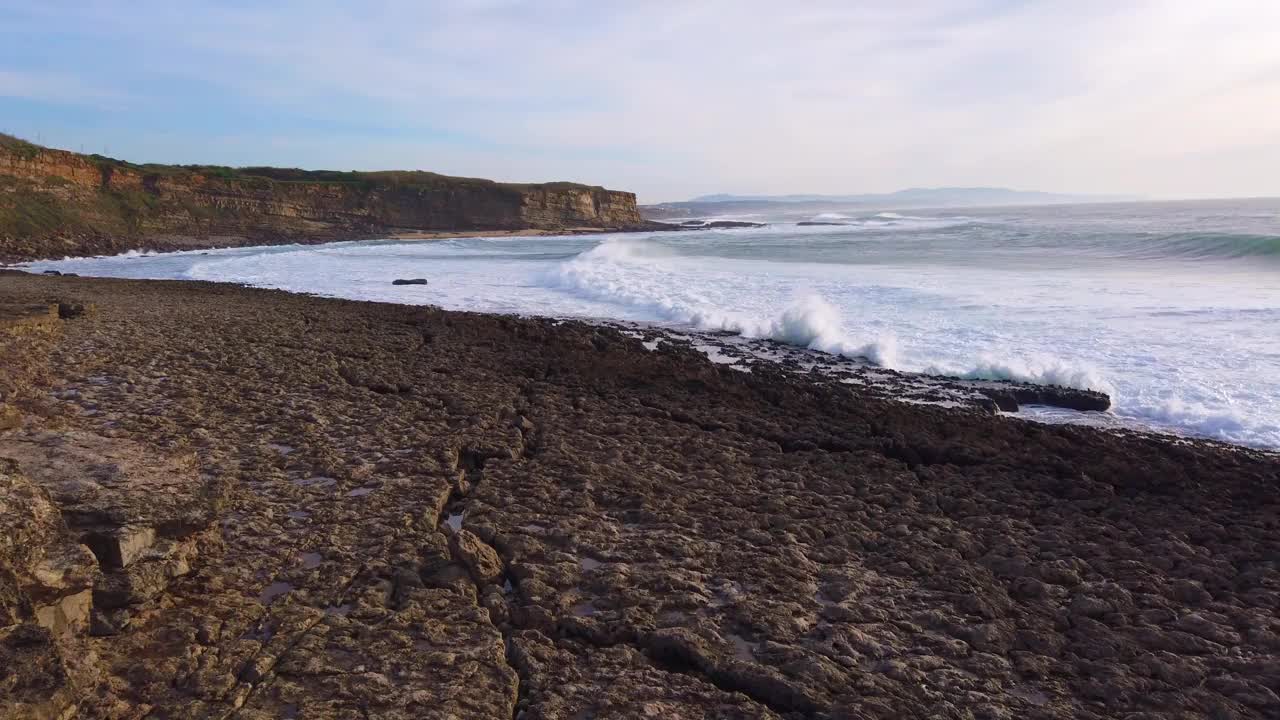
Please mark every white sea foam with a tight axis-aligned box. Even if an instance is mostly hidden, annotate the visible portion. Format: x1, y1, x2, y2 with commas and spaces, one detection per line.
925, 356, 1116, 395
19, 199, 1280, 449
546, 238, 898, 364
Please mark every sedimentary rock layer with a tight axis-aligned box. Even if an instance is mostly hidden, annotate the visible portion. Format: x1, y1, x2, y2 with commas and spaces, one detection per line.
0, 136, 650, 261
0, 271, 1277, 719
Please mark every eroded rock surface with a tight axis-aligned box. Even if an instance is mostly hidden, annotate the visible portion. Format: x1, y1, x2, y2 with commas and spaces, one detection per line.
0, 271, 1276, 719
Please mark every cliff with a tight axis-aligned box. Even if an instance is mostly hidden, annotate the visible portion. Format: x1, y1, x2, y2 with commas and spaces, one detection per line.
0, 135, 650, 261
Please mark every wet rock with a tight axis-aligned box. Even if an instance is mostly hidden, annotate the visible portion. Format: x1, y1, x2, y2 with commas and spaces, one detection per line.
391, 278, 428, 286
679, 220, 766, 229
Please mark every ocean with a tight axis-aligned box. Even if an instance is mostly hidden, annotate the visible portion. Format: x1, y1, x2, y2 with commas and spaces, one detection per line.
22, 198, 1280, 449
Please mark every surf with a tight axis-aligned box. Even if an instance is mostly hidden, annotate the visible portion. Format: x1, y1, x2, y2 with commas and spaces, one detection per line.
18, 198, 1280, 449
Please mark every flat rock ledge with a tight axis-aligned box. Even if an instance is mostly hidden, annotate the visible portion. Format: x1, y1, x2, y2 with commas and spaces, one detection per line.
0, 433, 224, 719
0, 273, 1277, 719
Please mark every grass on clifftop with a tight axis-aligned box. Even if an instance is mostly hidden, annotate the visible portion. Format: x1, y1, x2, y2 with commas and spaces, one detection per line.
0, 133, 44, 161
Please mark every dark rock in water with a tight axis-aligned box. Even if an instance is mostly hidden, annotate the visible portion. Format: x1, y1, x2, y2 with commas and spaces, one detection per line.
42, 270, 62, 276
981, 389, 1022, 412
392, 278, 428, 286
797, 221, 848, 226
1023, 385, 1111, 412
950, 378, 1111, 413
976, 385, 1110, 413
680, 220, 766, 229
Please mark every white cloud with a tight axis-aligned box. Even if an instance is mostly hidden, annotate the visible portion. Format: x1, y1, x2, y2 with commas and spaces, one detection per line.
4, 1, 1278, 201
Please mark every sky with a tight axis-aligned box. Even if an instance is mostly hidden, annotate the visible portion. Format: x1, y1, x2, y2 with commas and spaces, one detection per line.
1, 1, 1278, 203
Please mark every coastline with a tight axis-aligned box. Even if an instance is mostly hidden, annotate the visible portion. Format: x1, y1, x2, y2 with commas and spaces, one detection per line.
14, 234, 1276, 449
387, 226, 639, 241
13, 243, 1265, 446
0, 223, 681, 265
2, 270, 1277, 718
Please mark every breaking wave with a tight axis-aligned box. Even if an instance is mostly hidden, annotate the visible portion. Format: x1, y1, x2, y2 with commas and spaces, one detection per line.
544, 237, 899, 365
544, 237, 1117, 389
925, 356, 1116, 395
20, 197, 1280, 450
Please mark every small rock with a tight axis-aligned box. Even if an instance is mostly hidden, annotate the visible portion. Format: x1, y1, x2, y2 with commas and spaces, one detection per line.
391, 278, 428, 286
57, 302, 93, 319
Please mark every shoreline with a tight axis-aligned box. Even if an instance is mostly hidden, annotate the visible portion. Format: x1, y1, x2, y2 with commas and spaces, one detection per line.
12, 256, 1118, 423
0, 222, 683, 265
387, 226, 639, 241
13, 251, 1272, 452
1, 270, 1278, 718
14, 251, 1258, 451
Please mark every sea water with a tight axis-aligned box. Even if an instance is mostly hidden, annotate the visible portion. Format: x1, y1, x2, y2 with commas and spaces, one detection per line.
22, 198, 1280, 449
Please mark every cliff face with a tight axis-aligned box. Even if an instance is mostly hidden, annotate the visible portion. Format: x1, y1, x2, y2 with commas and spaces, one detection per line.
0, 137, 648, 260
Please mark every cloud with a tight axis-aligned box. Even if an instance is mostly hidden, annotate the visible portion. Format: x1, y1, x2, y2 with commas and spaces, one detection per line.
1, 1, 1277, 201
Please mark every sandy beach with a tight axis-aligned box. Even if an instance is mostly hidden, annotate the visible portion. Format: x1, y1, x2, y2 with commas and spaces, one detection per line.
2, 269, 1277, 719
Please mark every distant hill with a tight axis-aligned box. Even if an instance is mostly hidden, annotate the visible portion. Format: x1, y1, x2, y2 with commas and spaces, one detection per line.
688, 187, 1135, 206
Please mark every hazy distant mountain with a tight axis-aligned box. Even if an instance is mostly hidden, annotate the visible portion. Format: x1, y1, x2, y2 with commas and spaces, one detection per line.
688, 187, 1134, 206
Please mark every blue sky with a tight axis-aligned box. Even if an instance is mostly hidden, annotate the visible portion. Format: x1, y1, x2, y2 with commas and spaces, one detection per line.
2, 1, 1278, 202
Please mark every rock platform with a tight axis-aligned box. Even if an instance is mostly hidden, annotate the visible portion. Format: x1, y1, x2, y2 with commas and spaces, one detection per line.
0, 271, 1277, 719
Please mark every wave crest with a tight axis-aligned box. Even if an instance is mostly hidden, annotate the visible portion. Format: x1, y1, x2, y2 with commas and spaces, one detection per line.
926, 356, 1116, 395
547, 238, 898, 365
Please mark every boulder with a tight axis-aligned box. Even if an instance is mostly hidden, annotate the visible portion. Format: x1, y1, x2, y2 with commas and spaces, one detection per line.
392, 278, 429, 286
449, 529, 504, 585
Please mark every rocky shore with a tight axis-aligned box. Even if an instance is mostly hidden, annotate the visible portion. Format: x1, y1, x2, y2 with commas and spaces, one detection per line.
2, 271, 1278, 719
